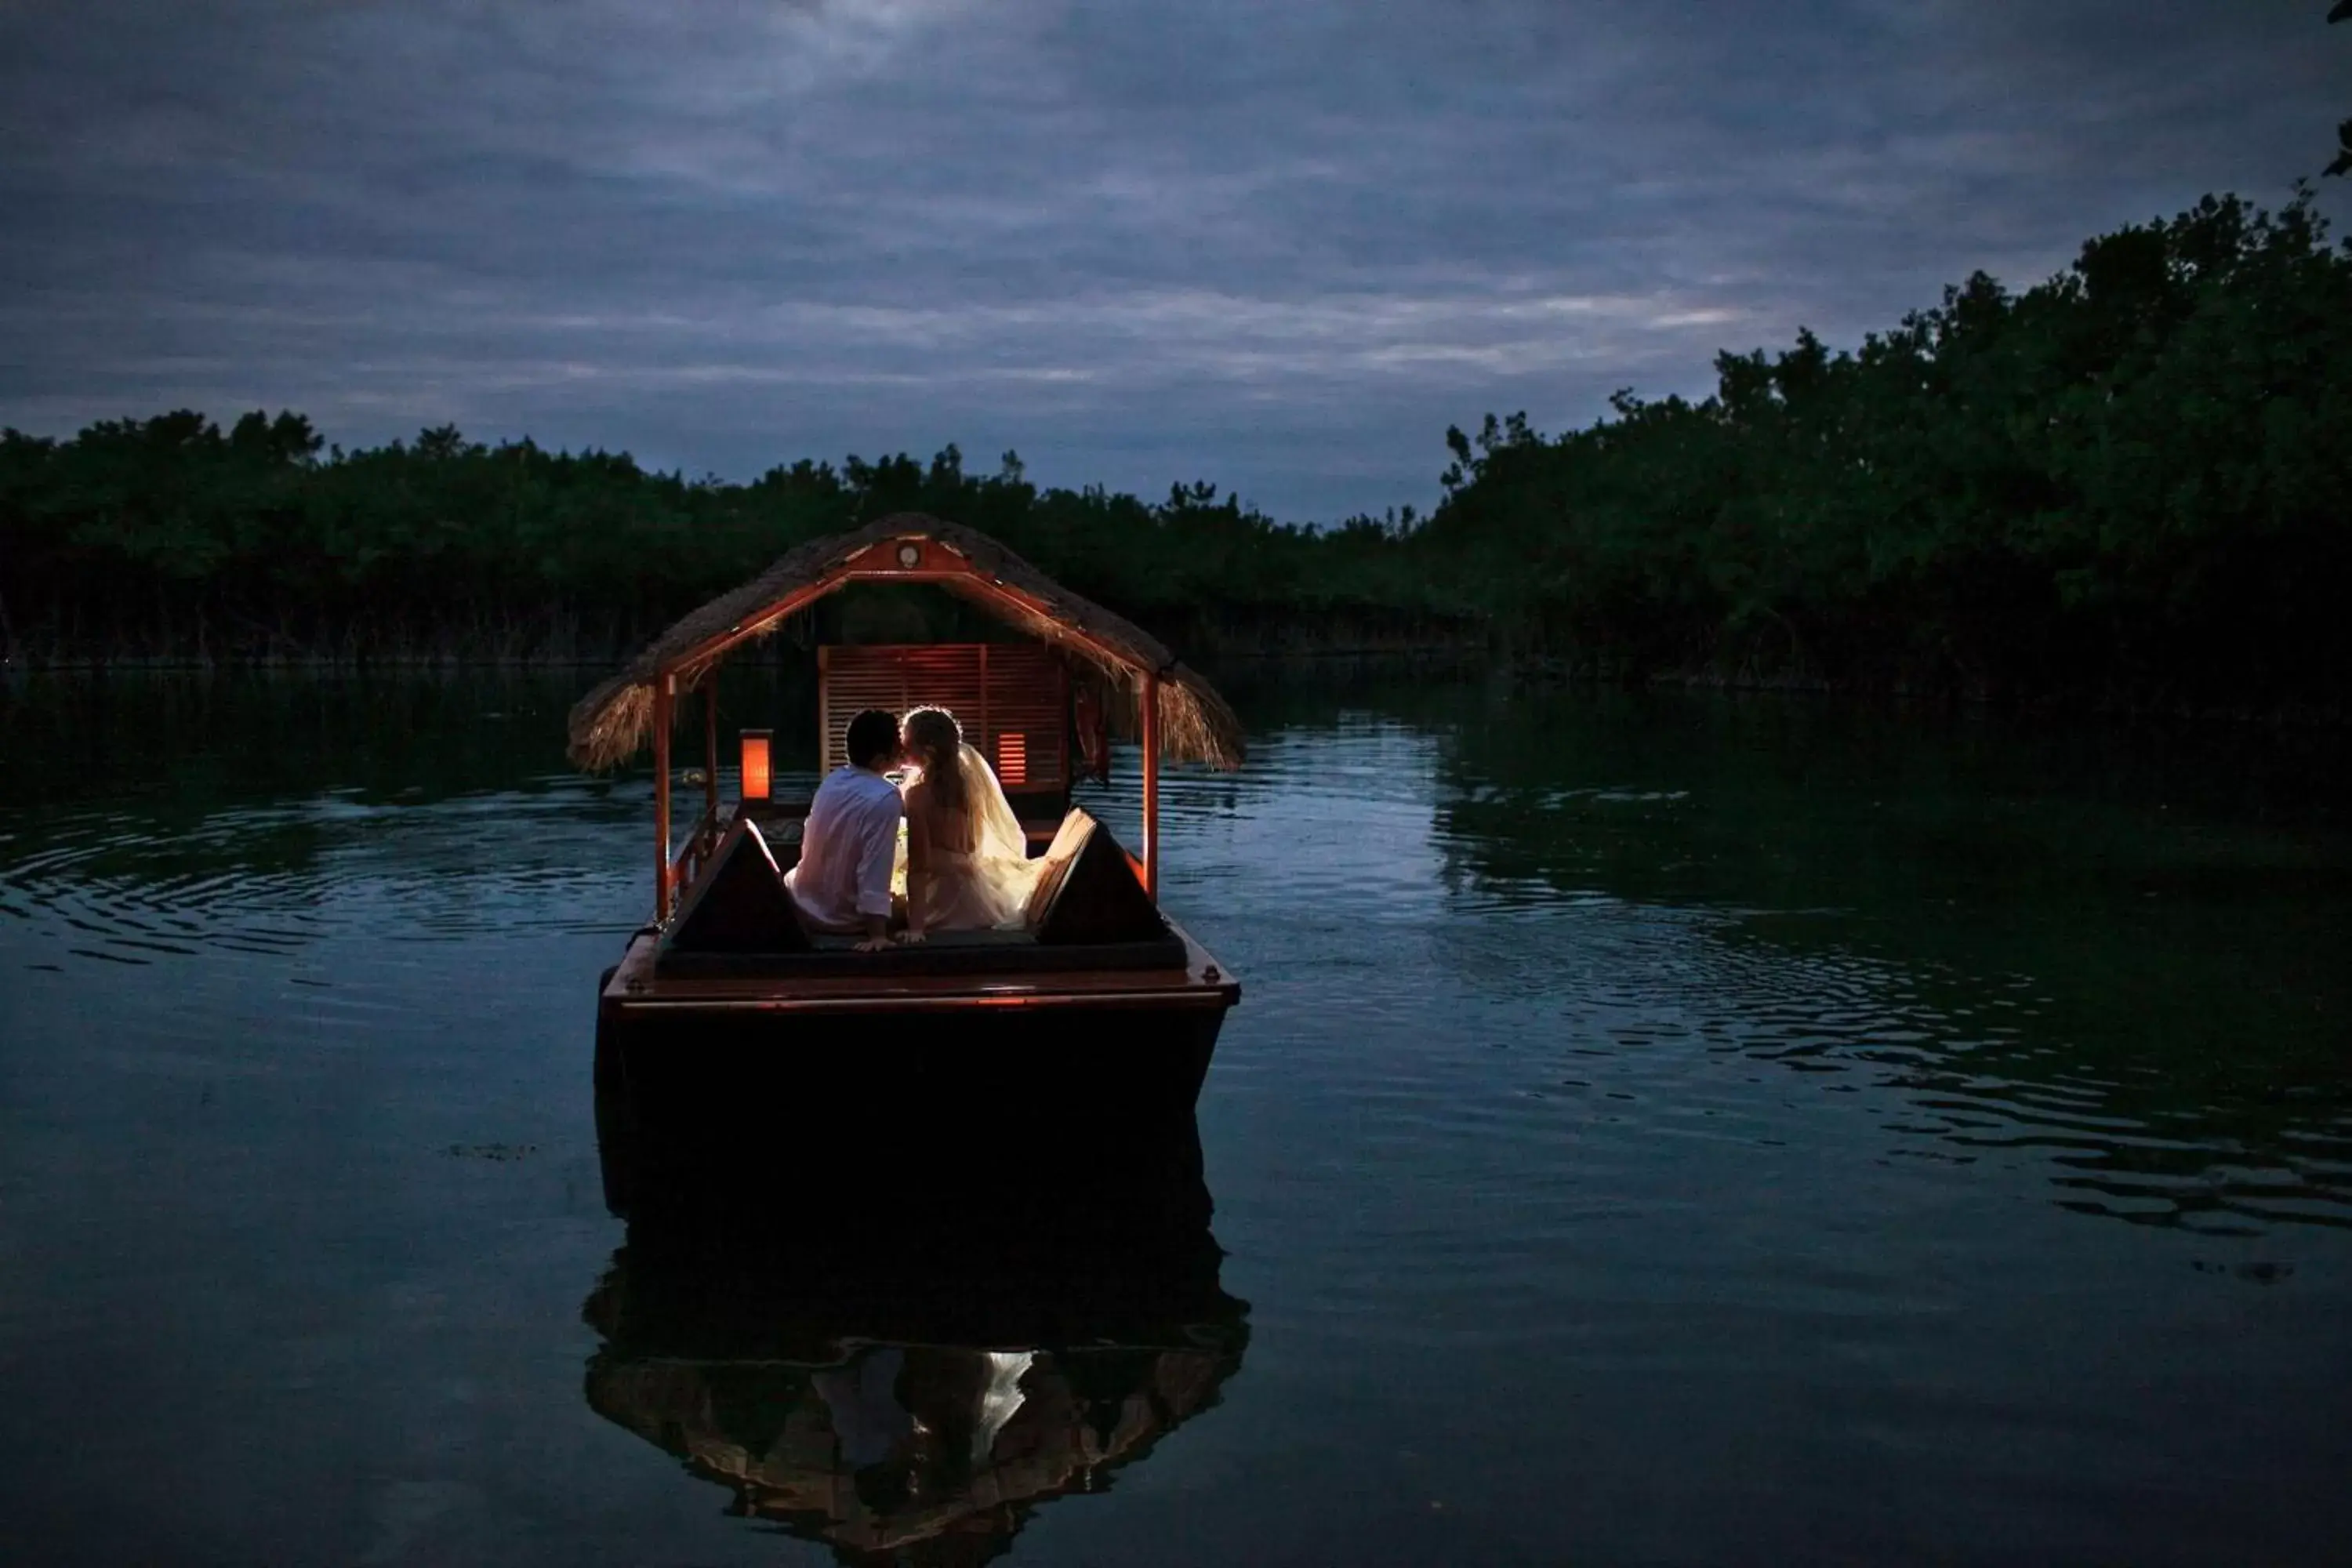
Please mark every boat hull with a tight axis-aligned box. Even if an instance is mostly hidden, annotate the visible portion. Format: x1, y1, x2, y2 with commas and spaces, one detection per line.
592, 922, 1237, 1220
601, 991, 1226, 1123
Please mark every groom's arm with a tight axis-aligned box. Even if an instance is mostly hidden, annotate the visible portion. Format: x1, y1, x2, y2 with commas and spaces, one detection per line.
850, 793, 900, 952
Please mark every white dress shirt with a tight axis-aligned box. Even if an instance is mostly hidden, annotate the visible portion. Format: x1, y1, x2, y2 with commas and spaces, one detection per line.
785, 765, 903, 931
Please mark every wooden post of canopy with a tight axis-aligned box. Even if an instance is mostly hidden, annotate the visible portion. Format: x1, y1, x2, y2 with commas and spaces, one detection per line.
1141, 671, 1160, 902
652, 673, 673, 923
702, 678, 719, 825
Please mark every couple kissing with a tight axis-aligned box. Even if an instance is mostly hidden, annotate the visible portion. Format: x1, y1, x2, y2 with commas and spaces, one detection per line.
782, 706, 1040, 953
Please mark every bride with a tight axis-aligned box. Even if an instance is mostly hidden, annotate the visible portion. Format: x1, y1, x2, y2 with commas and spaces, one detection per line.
895, 706, 1044, 939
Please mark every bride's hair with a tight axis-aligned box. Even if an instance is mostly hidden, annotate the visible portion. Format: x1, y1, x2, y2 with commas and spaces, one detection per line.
901, 706, 967, 814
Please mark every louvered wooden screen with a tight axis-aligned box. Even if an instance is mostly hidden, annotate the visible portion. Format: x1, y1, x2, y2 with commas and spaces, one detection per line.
818, 644, 1069, 794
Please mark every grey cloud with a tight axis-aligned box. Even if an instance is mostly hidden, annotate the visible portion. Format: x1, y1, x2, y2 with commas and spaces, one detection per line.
2, 0, 2343, 520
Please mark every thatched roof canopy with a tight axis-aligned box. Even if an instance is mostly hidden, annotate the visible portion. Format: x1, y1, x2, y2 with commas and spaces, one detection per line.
566, 513, 1245, 772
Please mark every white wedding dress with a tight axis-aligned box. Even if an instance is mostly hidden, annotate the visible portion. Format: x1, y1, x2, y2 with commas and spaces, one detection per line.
908, 743, 1044, 931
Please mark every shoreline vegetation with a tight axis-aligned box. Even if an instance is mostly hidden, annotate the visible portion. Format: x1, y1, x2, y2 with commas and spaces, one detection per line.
2, 191, 2347, 720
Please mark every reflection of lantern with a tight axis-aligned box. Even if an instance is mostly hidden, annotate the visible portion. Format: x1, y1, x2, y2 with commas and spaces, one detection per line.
739, 730, 772, 802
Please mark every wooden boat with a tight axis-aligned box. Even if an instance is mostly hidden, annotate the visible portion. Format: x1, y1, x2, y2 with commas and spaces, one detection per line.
572, 514, 1243, 1138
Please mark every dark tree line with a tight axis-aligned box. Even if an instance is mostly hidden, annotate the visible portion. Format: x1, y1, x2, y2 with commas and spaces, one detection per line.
3, 190, 2347, 714
1419, 191, 2352, 712
0, 416, 1446, 666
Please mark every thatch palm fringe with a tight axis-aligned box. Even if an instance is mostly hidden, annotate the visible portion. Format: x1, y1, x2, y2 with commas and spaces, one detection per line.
564, 514, 1245, 772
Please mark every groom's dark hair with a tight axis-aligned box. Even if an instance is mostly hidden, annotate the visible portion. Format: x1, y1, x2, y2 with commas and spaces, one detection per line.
845, 709, 900, 768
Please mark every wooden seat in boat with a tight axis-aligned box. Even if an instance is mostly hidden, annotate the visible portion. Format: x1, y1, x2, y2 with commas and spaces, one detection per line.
656, 808, 1179, 976
663, 818, 811, 955
1023, 808, 1168, 946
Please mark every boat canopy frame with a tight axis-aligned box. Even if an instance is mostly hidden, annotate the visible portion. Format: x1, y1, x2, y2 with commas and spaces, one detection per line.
564, 514, 1245, 922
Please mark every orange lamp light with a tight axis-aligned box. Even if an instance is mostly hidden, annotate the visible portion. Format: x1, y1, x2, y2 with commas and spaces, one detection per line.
739, 729, 772, 802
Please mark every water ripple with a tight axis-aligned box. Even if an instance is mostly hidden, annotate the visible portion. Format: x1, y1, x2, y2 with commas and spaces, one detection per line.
3, 706, 2346, 1242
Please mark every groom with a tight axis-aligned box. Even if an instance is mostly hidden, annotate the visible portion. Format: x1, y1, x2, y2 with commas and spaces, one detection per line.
783, 708, 904, 953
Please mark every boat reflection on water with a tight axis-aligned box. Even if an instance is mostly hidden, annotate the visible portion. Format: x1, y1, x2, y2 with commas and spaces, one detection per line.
584, 1107, 1248, 1565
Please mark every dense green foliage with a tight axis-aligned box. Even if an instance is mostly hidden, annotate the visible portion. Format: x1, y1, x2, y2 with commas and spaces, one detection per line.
0, 417, 1443, 664
1421, 191, 2352, 710
2, 191, 2347, 711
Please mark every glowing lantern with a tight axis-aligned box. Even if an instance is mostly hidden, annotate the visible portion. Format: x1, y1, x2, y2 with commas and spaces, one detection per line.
739, 729, 772, 802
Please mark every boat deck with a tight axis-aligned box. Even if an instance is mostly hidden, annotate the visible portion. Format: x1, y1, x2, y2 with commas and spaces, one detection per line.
601, 919, 1238, 1017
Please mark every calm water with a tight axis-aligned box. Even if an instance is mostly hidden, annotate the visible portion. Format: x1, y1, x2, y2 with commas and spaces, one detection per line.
2, 671, 2348, 1566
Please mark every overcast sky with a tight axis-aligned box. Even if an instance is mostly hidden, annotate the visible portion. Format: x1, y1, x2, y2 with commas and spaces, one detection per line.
1, 0, 2343, 521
